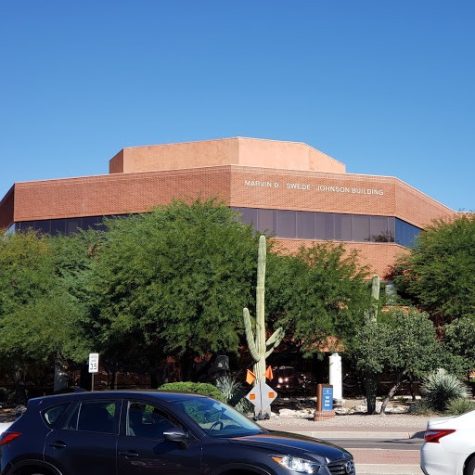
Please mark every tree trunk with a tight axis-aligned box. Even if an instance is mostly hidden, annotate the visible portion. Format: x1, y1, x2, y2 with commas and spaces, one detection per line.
14, 366, 27, 405
365, 372, 378, 414
54, 354, 69, 393
111, 369, 118, 390
380, 377, 402, 415
409, 375, 416, 401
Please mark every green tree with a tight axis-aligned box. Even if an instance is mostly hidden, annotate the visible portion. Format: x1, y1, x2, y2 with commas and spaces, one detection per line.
88, 200, 260, 379
0, 231, 53, 315
0, 231, 91, 398
444, 316, 475, 376
0, 291, 89, 364
267, 243, 369, 356
349, 318, 390, 414
51, 229, 104, 302
351, 309, 441, 414
392, 214, 475, 322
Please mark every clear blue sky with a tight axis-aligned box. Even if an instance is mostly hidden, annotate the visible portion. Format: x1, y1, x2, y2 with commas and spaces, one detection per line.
1, 0, 473, 211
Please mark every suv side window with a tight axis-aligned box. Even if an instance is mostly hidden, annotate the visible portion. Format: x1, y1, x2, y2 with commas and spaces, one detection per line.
42, 403, 70, 427
62, 402, 80, 430
126, 401, 180, 439
71, 400, 119, 434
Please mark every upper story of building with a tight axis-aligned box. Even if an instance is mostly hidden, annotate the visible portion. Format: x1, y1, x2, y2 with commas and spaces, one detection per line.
108, 137, 347, 175
0, 137, 455, 276
0, 137, 452, 226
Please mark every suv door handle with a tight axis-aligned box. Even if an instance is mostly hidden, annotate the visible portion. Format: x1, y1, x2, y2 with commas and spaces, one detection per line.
50, 441, 67, 449
119, 450, 139, 458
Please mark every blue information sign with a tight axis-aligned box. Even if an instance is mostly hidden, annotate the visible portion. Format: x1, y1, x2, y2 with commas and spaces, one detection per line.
322, 386, 333, 412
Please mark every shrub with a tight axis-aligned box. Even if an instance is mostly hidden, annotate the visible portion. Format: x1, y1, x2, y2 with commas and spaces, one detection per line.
408, 399, 434, 416
159, 382, 226, 402
215, 376, 242, 405
215, 375, 253, 414
422, 369, 468, 412
445, 398, 475, 416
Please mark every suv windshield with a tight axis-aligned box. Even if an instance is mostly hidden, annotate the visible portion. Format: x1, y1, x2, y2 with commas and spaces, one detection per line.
175, 398, 263, 438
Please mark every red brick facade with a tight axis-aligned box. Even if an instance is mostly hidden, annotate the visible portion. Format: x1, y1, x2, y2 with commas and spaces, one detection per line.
0, 138, 454, 276
0, 187, 14, 230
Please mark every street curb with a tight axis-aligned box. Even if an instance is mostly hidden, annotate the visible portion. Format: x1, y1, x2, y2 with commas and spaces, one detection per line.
356, 464, 423, 474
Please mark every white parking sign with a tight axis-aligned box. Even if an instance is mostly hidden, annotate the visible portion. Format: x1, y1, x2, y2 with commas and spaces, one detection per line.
88, 353, 99, 373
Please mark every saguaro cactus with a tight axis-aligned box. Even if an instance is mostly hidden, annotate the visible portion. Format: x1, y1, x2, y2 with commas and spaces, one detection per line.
366, 275, 381, 322
243, 235, 284, 384
364, 274, 381, 414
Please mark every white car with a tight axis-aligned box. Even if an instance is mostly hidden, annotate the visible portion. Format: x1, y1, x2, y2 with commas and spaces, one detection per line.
0, 422, 12, 434
421, 410, 475, 475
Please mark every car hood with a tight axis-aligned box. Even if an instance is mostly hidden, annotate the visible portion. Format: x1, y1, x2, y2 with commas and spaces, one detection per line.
229, 431, 351, 462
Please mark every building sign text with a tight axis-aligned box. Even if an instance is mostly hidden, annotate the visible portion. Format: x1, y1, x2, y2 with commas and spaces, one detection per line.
244, 179, 384, 196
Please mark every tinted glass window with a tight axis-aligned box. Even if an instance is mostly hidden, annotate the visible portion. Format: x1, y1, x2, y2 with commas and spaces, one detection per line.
276, 367, 294, 377
15, 220, 46, 233
315, 213, 334, 240
335, 214, 352, 241
395, 218, 421, 247
50, 219, 66, 235
233, 207, 257, 227
77, 401, 118, 434
81, 216, 105, 231
42, 403, 69, 427
15, 216, 112, 236
276, 210, 296, 238
177, 398, 261, 438
12, 208, 421, 249
257, 209, 274, 234
65, 218, 82, 234
126, 402, 180, 438
388, 217, 396, 242
296, 212, 314, 239
24, 220, 51, 234
352, 215, 370, 242
62, 403, 80, 430
370, 216, 393, 242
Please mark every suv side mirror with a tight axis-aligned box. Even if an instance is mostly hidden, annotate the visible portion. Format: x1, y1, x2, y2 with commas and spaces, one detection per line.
163, 429, 189, 447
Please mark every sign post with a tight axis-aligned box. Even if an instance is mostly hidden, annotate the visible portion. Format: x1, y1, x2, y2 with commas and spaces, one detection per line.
314, 384, 335, 421
88, 353, 99, 392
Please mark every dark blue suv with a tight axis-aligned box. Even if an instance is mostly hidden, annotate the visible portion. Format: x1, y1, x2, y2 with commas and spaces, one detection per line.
0, 390, 355, 475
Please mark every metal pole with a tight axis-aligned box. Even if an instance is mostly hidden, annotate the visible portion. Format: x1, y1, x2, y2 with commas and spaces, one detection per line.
91, 373, 95, 392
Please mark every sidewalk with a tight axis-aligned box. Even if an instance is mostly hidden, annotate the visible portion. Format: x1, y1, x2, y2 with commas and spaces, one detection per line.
259, 413, 428, 475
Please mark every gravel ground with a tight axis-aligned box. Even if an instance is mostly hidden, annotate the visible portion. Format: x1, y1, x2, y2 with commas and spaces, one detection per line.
263, 396, 435, 433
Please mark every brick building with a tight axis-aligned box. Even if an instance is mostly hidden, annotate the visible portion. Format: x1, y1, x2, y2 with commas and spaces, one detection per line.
0, 137, 454, 276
